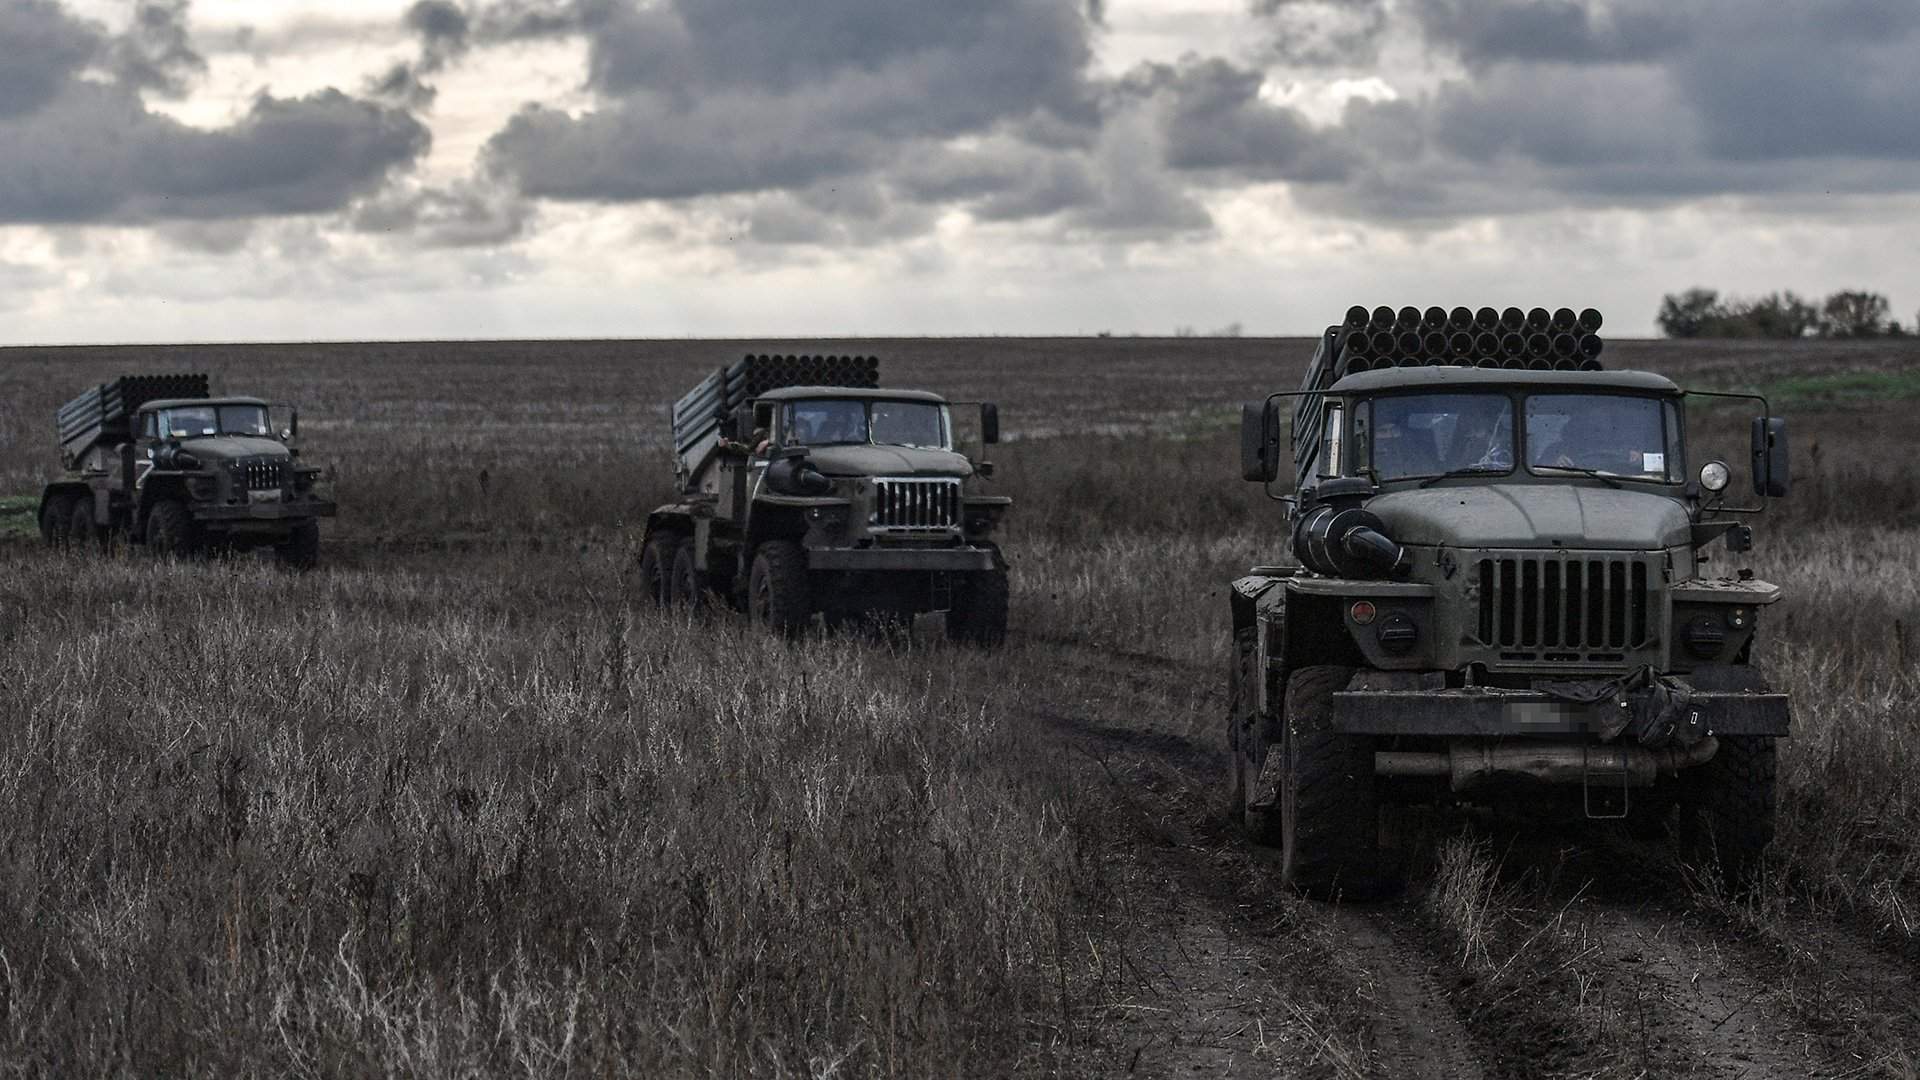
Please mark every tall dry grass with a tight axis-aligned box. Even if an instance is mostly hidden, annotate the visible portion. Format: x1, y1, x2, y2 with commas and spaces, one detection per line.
0, 544, 1100, 1075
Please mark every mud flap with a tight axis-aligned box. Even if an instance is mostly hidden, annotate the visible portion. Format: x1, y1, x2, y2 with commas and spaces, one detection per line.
1583, 752, 1631, 819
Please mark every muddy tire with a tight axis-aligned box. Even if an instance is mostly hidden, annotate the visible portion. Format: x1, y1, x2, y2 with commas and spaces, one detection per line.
669, 542, 706, 608
1681, 735, 1776, 889
638, 533, 681, 608
40, 493, 77, 546
145, 499, 198, 559
946, 567, 1008, 646
1229, 628, 1282, 842
276, 520, 321, 570
68, 498, 98, 550
749, 540, 811, 636
1280, 664, 1382, 899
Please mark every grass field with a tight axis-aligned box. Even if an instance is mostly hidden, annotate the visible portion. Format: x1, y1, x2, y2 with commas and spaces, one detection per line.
1, 335, 1918, 1076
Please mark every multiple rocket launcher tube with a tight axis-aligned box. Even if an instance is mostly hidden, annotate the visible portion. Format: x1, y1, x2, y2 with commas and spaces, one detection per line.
1338, 304, 1605, 373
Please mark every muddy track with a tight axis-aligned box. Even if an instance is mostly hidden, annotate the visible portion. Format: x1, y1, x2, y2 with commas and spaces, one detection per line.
1031, 644, 1494, 1079
1023, 636, 1890, 1078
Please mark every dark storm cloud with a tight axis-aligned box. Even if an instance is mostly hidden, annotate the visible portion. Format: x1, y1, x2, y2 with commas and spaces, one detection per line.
0, 84, 428, 223
111, 0, 208, 97
1132, 58, 1354, 181
1250, 0, 1387, 67
350, 178, 532, 247
0, 0, 430, 226
1285, 0, 1920, 221
1407, 0, 1685, 67
0, 0, 98, 118
484, 0, 1097, 205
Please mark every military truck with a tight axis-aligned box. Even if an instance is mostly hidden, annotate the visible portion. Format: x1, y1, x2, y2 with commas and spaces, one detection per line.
39, 374, 335, 567
642, 354, 1011, 641
1230, 305, 1791, 896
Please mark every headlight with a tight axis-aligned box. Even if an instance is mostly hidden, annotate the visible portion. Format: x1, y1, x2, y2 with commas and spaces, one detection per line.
1377, 613, 1418, 654
1699, 460, 1730, 492
1683, 615, 1727, 658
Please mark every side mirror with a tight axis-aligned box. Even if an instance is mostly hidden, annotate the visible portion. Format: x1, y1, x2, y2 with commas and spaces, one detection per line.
980, 402, 1000, 445
1750, 417, 1789, 497
1240, 400, 1282, 483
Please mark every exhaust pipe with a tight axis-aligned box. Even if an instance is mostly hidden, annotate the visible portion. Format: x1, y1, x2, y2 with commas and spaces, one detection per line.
1375, 737, 1720, 791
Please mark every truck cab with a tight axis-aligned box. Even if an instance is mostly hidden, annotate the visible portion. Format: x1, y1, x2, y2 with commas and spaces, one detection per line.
40, 375, 335, 567
1230, 312, 1791, 897
644, 356, 1011, 642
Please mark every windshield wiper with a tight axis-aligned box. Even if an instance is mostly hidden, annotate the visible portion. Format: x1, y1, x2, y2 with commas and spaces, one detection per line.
1410, 465, 1507, 488
1531, 464, 1634, 489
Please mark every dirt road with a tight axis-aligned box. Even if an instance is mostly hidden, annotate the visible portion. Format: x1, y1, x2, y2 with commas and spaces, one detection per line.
1025, 636, 1913, 1078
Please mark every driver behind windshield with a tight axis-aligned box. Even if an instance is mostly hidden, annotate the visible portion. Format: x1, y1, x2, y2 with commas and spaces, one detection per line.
789, 401, 867, 445
163, 406, 218, 438
1528, 396, 1668, 478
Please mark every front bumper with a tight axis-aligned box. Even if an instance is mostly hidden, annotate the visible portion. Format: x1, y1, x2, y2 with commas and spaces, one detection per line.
1328, 687, 1790, 738
194, 498, 337, 523
808, 546, 998, 572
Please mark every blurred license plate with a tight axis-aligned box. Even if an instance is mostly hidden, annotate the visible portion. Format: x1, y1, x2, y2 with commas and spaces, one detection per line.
1503, 701, 1582, 732
250, 490, 282, 503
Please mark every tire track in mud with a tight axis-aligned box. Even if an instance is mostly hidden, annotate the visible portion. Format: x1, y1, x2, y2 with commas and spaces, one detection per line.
1020, 636, 1887, 1077
1569, 904, 1811, 1078
1328, 909, 1489, 1080
1029, 641, 1493, 1079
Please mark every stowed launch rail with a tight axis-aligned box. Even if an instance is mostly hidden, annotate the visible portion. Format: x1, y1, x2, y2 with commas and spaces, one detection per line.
1291, 306, 1608, 493
671, 354, 881, 490
57, 373, 208, 467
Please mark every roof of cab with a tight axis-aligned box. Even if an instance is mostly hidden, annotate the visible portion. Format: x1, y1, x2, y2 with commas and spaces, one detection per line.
755, 386, 948, 403
140, 396, 270, 410
1328, 366, 1680, 395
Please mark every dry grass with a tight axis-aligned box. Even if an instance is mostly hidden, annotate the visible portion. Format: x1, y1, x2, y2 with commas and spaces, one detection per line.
2, 334, 1918, 1072
0, 545, 1100, 1076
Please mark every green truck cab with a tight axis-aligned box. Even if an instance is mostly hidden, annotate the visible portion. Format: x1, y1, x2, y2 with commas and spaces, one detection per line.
1230, 306, 1790, 896
642, 355, 1011, 642
39, 375, 335, 566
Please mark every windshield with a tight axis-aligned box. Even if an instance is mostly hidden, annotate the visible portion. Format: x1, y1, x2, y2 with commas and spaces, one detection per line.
158, 404, 272, 439
1364, 393, 1514, 481
786, 399, 950, 450
1526, 394, 1678, 480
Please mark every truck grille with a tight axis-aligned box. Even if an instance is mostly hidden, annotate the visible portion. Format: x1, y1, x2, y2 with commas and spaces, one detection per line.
242, 461, 285, 491
1474, 555, 1655, 655
873, 478, 960, 532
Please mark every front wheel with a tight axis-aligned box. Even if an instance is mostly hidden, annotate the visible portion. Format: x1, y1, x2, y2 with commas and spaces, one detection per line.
145, 499, 199, 559
276, 520, 321, 570
1680, 735, 1777, 889
749, 541, 811, 636
946, 568, 1008, 646
1280, 664, 1382, 899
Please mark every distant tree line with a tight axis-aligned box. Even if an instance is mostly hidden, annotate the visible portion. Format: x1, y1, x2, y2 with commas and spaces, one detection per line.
1657, 288, 1908, 339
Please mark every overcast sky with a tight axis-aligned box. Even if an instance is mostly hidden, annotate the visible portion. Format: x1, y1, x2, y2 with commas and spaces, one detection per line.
3, 0, 1917, 343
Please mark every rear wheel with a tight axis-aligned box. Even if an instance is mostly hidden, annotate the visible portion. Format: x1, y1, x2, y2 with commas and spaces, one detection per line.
145, 499, 198, 559
1280, 664, 1382, 899
1229, 628, 1281, 842
68, 498, 97, 549
749, 541, 811, 636
946, 567, 1008, 646
1681, 735, 1776, 889
40, 493, 78, 546
669, 542, 707, 607
638, 533, 682, 608
276, 520, 321, 569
